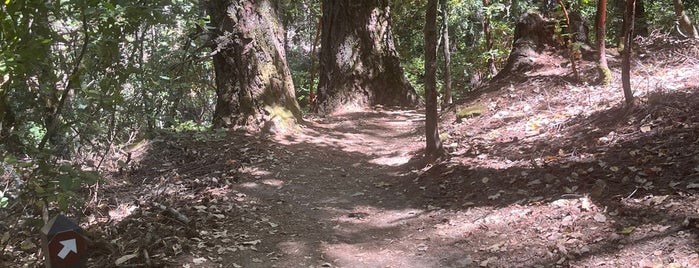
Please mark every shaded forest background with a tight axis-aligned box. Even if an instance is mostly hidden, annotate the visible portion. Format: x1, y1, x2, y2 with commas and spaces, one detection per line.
1, 0, 698, 241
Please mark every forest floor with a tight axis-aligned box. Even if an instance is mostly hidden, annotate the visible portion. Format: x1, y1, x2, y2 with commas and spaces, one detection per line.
3, 37, 699, 267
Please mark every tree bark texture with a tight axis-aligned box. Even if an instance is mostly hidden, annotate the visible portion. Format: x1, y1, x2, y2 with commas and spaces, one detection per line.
622, 0, 636, 106
440, 0, 453, 106
315, 0, 420, 114
492, 13, 559, 81
208, 0, 302, 130
673, 0, 699, 39
425, 0, 443, 159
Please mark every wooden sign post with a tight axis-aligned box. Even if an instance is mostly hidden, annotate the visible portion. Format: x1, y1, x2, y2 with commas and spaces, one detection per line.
41, 214, 88, 268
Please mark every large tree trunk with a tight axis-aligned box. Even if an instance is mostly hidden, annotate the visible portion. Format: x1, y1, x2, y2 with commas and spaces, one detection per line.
208, 0, 302, 131
315, 0, 420, 114
492, 13, 559, 81
425, 0, 443, 160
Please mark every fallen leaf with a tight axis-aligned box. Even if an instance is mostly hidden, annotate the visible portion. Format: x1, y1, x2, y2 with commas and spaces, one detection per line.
374, 181, 391, 188
649, 195, 668, 205
488, 192, 501, 200
242, 239, 261, 246
687, 183, 699, 189
115, 254, 138, 265
417, 243, 428, 251
481, 177, 490, 184
593, 213, 607, 222
527, 179, 541, 186
19, 239, 34, 251
580, 197, 594, 211
192, 257, 207, 264
640, 125, 652, 133
621, 226, 636, 234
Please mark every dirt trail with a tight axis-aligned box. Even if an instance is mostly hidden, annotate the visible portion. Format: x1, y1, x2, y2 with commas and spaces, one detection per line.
92, 87, 699, 268
220, 108, 443, 267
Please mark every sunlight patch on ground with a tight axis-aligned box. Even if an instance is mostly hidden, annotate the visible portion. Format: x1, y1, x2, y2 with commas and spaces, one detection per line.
238, 166, 271, 177
369, 154, 411, 166
322, 243, 438, 268
202, 185, 232, 197
107, 203, 139, 222
239, 182, 260, 188
327, 206, 425, 229
260, 179, 284, 187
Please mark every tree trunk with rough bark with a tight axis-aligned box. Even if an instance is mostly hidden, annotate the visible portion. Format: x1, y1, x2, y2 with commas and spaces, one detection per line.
622, 0, 636, 106
596, 0, 611, 85
492, 13, 559, 80
425, 0, 443, 160
208, 0, 302, 132
314, 0, 420, 114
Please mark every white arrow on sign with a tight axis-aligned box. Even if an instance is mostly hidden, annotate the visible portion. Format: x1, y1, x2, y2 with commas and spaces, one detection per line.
57, 239, 77, 259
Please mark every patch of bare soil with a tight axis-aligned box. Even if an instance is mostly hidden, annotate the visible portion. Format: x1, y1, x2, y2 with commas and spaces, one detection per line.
2, 37, 699, 268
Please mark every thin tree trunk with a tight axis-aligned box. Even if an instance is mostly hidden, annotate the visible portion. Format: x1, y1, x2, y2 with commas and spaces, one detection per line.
425, 0, 443, 160
440, 0, 452, 106
596, 0, 611, 85
622, 0, 636, 106
39, 15, 90, 151
482, 0, 498, 76
307, 18, 321, 109
556, 0, 580, 82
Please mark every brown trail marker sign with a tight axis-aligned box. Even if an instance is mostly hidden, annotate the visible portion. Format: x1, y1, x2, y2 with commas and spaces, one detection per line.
41, 214, 88, 268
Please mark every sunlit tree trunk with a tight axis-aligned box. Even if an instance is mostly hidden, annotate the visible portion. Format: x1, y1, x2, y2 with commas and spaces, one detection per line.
315, 0, 420, 114
208, 0, 302, 130
596, 0, 611, 85
440, 0, 452, 107
621, 0, 636, 106
425, 0, 443, 160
